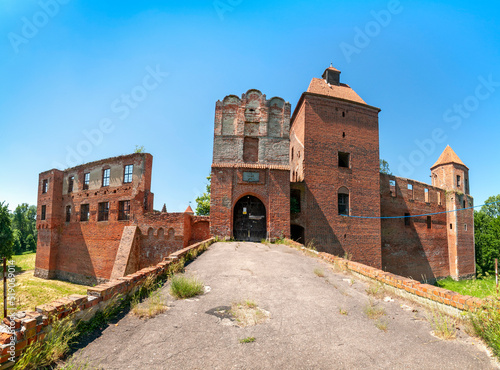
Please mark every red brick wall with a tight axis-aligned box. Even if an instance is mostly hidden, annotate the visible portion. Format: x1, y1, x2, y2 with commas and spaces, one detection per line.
380, 174, 450, 281
294, 94, 382, 268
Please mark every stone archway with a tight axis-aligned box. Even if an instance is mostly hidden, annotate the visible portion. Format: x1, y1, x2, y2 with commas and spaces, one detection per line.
233, 195, 267, 241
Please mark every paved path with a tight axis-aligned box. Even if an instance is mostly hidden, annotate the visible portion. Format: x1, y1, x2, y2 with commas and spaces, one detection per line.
72, 242, 497, 369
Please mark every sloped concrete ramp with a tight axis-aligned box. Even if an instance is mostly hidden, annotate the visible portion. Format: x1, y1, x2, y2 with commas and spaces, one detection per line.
72, 242, 497, 369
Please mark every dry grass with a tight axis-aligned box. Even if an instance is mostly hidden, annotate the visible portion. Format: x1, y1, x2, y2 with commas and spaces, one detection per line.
131, 291, 168, 319
230, 300, 270, 327
364, 299, 386, 320
428, 307, 456, 340
375, 319, 389, 332
366, 282, 387, 299
314, 268, 325, 277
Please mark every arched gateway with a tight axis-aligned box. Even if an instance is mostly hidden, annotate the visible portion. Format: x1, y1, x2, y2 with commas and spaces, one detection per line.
233, 195, 267, 241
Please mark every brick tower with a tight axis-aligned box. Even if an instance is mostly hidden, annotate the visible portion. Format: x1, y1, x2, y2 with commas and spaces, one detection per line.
431, 145, 475, 279
289, 66, 382, 268
210, 89, 291, 241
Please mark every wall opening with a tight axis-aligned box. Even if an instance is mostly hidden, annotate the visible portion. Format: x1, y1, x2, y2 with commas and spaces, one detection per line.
291, 224, 305, 244
338, 187, 349, 215
291, 189, 301, 214
233, 195, 266, 242
338, 152, 350, 168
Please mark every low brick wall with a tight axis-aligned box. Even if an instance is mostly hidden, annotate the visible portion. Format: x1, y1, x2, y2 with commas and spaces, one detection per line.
285, 240, 484, 314
0, 238, 215, 368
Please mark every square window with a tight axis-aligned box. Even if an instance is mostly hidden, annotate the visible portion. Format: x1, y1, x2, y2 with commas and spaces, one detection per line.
41, 205, 46, 220
66, 205, 71, 222
83, 173, 90, 190
118, 200, 130, 220
68, 176, 74, 193
42, 179, 48, 193
80, 204, 90, 222
102, 169, 110, 187
124, 165, 133, 183
338, 152, 350, 168
98, 202, 109, 221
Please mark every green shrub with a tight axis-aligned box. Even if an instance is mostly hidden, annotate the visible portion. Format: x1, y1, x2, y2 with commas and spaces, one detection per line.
170, 275, 204, 299
470, 299, 500, 357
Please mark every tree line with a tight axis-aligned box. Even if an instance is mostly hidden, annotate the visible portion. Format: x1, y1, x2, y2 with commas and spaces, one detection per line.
475, 194, 500, 275
0, 202, 37, 258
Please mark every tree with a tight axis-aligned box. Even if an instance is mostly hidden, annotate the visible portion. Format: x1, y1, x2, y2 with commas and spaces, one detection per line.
195, 175, 211, 216
474, 210, 500, 274
380, 159, 392, 175
0, 202, 14, 259
11, 203, 37, 253
481, 195, 500, 218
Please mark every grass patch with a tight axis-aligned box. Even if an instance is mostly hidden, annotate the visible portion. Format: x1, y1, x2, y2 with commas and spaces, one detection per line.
1, 270, 87, 313
428, 307, 456, 340
366, 282, 386, 299
364, 299, 385, 320
169, 275, 204, 299
338, 308, 348, 315
230, 300, 270, 327
436, 276, 496, 299
2, 252, 37, 273
131, 290, 168, 319
14, 317, 78, 370
239, 336, 256, 344
470, 299, 500, 356
375, 319, 388, 332
314, 268, 325, 277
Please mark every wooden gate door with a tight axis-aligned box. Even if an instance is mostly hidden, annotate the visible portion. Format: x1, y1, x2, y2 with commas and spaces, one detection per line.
233, 196, 267, 241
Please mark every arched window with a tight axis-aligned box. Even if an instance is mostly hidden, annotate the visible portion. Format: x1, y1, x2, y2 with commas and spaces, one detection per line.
338, 187, 349, 216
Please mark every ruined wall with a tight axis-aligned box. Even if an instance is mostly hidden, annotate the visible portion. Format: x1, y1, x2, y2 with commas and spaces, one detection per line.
295, 93, 382, 268
380, 174, 450, 281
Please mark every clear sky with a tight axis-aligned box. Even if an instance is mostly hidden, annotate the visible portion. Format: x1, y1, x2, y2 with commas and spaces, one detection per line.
1, 0, 499, 212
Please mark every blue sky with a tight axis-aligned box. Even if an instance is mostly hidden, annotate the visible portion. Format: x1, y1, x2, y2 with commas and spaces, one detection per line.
1, 0, 499, 212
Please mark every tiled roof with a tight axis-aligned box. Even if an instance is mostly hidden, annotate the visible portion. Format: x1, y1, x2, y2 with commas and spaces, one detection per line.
184, 205, 194, 214
326, 66, 341, 73
306, 78, 366, 104
431, 145, 468, 169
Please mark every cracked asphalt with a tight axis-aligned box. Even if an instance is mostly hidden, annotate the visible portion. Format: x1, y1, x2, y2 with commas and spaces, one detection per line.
70, 242, 498, 369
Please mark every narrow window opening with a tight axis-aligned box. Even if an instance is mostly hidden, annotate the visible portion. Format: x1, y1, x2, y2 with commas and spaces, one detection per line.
390, 180, 396, 197
124, 165, 133, 183
404, 213, 410, 226
450, 223, 453, 230
424, 188, 429, 203
66, 205, 71, 222
338, 187, 349, 216
98, 202, 109, 221
342, 132, 345, 138
463, 200, 466, 209
427, 216, 431, 229
291, 147, 294, 160
83, 172, 90, 190
457, 175, 461, 188
42, 179, 48, 194
102, 169, 110, 187
464, 224, 468, 231
41, 205, 46, 221
338, 152, 350, 168
407, 183, 413, 199
68, 176, 74, 193
342, 111, 345, 117
80, 204, 90, 222
437, 192, 442, 205
118, 200, 131, 220
291, 189, 301, 214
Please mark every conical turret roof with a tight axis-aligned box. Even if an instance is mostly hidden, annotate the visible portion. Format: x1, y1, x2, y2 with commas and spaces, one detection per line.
431, 145, 468, 169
